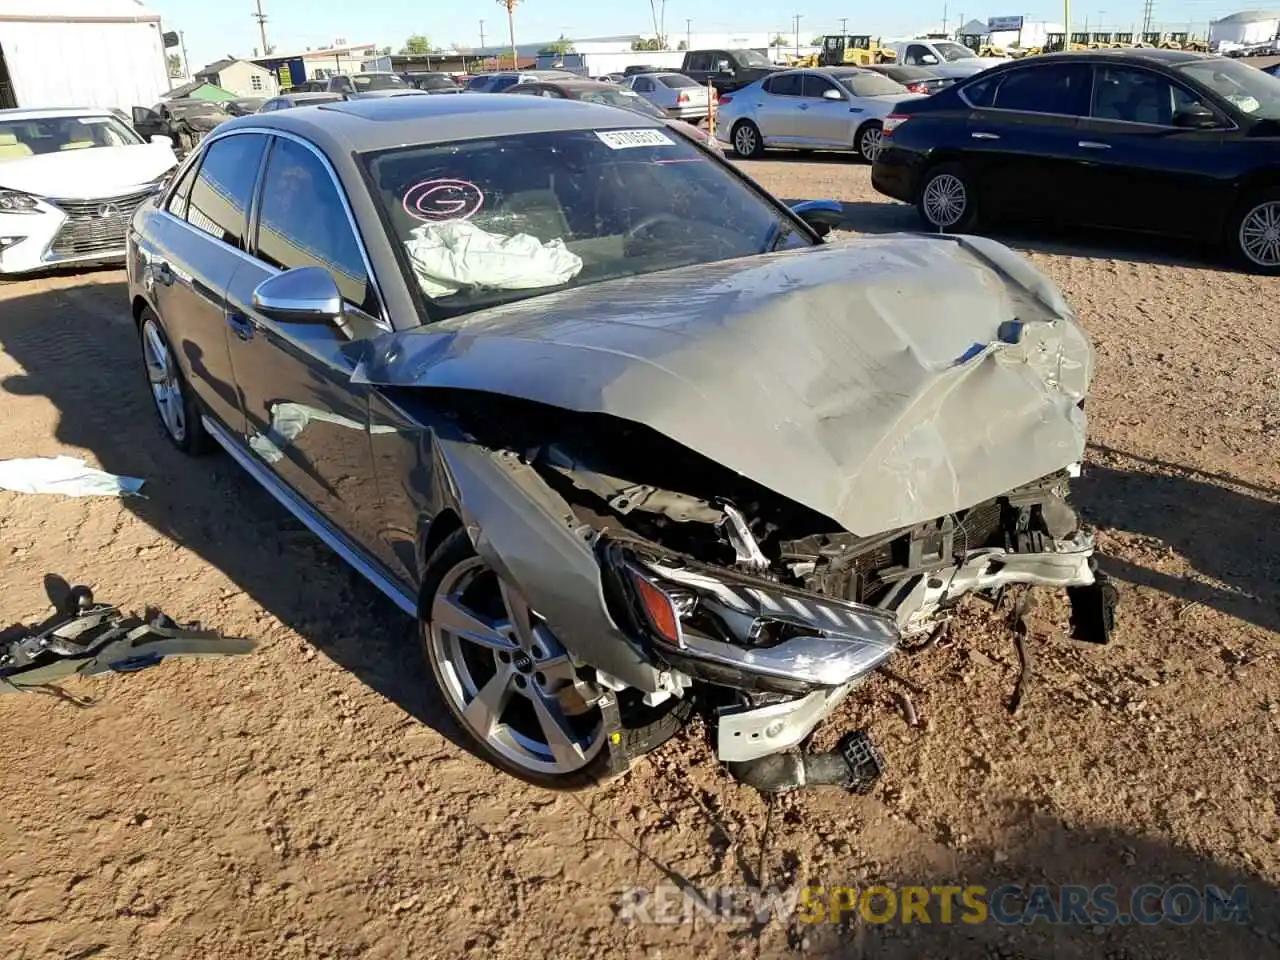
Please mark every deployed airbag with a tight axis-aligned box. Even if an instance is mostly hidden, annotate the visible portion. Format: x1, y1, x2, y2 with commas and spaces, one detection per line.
403, 220, 583, 298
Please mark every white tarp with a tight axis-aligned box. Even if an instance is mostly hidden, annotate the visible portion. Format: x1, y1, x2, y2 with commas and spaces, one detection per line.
0, 1, 169, 110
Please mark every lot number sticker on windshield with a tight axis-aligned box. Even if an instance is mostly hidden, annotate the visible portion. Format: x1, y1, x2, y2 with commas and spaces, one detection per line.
596, 129, 675, 150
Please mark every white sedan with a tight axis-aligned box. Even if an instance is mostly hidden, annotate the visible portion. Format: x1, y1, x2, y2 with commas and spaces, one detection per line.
0, 107, 177, 275
715, 67, 923, 162
625, 72, 714, 121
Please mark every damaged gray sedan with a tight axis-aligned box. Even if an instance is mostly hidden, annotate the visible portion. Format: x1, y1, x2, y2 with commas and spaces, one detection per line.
126, 94, 1115, 791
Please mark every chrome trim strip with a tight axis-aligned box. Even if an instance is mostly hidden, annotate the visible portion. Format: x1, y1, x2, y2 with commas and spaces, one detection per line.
198, 126, 391, 329
201, 415, 418, 617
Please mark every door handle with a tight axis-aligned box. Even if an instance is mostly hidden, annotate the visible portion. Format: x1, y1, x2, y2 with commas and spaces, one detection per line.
1078, 140, 1111, 150
226, 312, 254, 342
798, 103, 809, 110
970, 131, 1000, 140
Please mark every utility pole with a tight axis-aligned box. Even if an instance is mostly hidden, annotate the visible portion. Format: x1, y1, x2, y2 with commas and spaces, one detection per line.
252, 0, 269, 57
180, 30, 191, 78
942, 1, 949, 33
840, 17, 848, 34
793, 13, 802, 56
686, 18, 692, 50
1140, 0, 1153, 36
479, 19, 486, 48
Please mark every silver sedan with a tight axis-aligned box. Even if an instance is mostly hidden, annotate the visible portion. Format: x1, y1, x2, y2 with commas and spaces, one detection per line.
715, 67, 922, 162
625, 71, 714, 121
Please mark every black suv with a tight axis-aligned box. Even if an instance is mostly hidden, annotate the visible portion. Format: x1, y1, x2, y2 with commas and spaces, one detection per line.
872, 50, 1280, 273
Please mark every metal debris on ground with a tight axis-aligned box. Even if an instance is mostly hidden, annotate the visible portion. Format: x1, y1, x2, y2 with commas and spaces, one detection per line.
1, 584, 254, 703
1007, 590, 1036, 715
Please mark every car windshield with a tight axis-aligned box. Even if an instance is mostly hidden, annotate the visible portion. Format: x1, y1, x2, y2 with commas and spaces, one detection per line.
363, 128, 810, 320
354, 74, 408, 90
0, 114, 142, 156
935, 41, 978, 61
420, 75, 457, 88
1174, 57, 1280, 118
734, 49, 772, 67
839, 72, 910, 97
578, 88, 664, 116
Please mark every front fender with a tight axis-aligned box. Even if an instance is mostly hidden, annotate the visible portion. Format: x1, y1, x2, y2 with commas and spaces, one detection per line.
431, 434, 665, 694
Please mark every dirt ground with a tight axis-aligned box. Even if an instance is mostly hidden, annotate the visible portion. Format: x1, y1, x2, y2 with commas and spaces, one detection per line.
1, 161, 1277, 960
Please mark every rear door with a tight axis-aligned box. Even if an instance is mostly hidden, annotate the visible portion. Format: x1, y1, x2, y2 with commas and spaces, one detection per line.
222, 133, 386, 547
757, 73, 805, 141
960, 61, 1092, 222
143, 132, 269, 433
1076, 63, 1230, 238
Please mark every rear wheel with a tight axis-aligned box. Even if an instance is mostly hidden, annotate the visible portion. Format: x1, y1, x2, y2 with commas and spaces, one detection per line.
731, 120, 764, 159
138, 310, 209, 455
1228, 189, 1280, 275
855, 121, 883, 163
916, 162, 978, 232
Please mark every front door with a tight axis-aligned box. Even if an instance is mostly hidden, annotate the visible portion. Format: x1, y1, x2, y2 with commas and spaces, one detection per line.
756, 72, 805, 142
143, 132, 269, 433
1075, 63, 1230, 238
962, 61, 1093, 223
223, 134, 386, 547
798, 73, 856, 147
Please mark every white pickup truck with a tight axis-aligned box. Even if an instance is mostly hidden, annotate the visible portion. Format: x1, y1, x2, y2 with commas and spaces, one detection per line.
882, 39, 1009, 79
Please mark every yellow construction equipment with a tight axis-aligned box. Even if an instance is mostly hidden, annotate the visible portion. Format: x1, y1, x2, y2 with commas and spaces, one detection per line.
817, 35, 897, 67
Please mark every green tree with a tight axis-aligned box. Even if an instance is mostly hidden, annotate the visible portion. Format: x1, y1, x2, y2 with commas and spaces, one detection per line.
630, 37, 665, 51
771, 34, 788, 46
377, 45, 392, 55
810, 35, 826, 45
166, 53, 183, 78
538, 34, 574, 55
497, 0, 520, 67
399, 34, 432, 55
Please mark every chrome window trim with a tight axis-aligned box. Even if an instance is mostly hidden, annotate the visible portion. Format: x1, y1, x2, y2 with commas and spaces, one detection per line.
167, 126, 391, 331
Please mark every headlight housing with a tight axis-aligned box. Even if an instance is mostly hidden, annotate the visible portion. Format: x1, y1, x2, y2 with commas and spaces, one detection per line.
0, 190, 41, 215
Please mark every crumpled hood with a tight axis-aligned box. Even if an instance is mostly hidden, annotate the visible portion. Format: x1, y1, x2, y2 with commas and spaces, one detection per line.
357, 233, 1093, 536
0, 143, 176, 198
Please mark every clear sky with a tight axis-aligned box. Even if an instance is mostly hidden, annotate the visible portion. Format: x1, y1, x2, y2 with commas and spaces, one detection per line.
146, 0, 1255, 72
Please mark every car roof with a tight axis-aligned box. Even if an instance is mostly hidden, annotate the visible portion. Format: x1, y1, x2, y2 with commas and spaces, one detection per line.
218, 90, 658, 154
0, 106, 116, 119
1016, 48, 1216, 66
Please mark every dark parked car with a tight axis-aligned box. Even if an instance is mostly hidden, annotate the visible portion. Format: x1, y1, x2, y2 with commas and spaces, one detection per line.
225, 97, 266, 117
406, 72, 462, 93
872, 49, 1280, 273
323, 72, 426, 98
127, 95, 1109, 791
131, 99, 229, 153
864, 63, 954, 95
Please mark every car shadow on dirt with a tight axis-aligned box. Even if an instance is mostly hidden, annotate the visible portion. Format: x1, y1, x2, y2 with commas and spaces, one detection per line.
0, 279, 481, 760
794, 814, 1280, 958
781, 197, 1228, 270
1074, 445, 1280, 635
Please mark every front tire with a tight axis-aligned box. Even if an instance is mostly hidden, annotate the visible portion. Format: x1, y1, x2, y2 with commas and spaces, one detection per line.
855, 121, 883, 163
419, 530, 617, 789
731, 120, 765, 159
916, 162, 978, 232
139, 309, 209, 455
1227, 189, 1280, 275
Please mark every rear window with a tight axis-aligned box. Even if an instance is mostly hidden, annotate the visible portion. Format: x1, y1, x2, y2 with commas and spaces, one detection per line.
353, 74, 408, 91
839, 73, 909, 98
659, 74, 699, 88
361, 128, 810, 320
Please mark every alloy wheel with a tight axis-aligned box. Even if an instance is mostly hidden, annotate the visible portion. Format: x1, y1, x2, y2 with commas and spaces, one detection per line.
1238, 200, 1280, 268
859, 126, 883, 162
141, 318, 186, 443
922, 173, 967, 229
733, 124, 759, 157
427, 556, 607, 776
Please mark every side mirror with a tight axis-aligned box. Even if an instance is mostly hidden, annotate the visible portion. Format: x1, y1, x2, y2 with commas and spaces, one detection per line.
789, 199, 844, 238
921, 54, 940, 65
252, 267, 343, 324
1172, 105, 1218, 129
149, 134, 171, 145
132, 106, 160, 126
821, 88, 844, 101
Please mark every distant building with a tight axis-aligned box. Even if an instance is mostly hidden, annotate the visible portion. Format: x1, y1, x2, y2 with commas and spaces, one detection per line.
1209, 10, 1280, 50
195, 58, 279, 98
252, 41, 379, 88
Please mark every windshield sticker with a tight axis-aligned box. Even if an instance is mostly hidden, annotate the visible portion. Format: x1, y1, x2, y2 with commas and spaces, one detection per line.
595, 129, 675, 150
402, 178, 485, 222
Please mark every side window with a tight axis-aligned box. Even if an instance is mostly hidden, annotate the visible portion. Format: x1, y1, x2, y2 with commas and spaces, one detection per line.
1091, 65, 1210, 125
254, 137, 372, 314
184, 133, 267, 247
166, 157, 200, 219
802, 73, 840, 98
765, 73, 803, 97
961, 75, 999, 108
904, 45, 932, 66
994, 64, 1092, 115
686, 52, 710, 71
634, 77, 652, 92
714, 56, 733, 72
